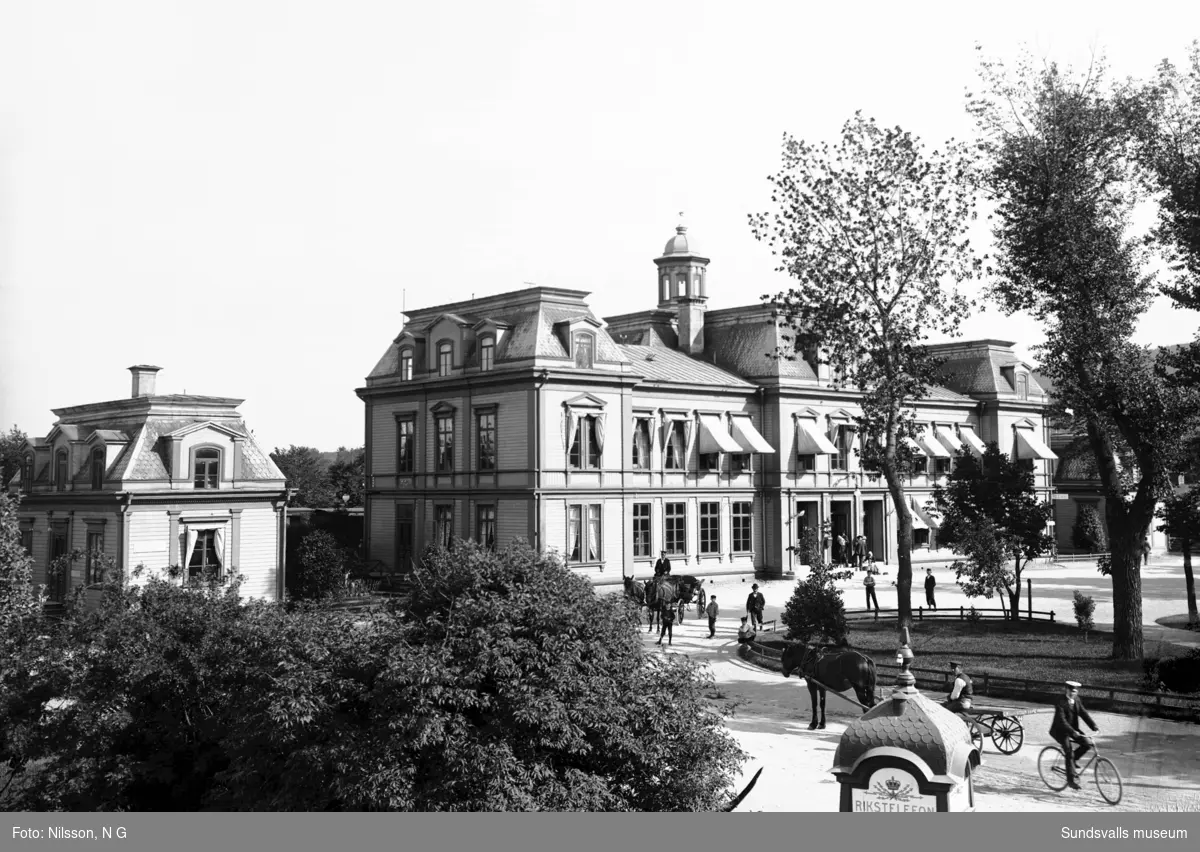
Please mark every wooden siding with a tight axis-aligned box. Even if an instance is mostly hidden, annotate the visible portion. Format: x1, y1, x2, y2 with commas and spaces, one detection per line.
128, 510, 169, 573
495, 499, 529, 550
368, 498, 396, 567
237, 505, 280, 601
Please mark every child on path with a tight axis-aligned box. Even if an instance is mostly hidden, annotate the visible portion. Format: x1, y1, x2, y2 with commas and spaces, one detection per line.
706, 595, 719, 638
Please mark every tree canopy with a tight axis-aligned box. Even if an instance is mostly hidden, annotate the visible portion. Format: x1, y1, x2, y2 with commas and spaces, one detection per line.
270, 445, 337, 508
0, 426, 28, 491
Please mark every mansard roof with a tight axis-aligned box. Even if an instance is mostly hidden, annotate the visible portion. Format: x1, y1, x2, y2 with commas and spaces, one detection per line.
619, 344, 756, 389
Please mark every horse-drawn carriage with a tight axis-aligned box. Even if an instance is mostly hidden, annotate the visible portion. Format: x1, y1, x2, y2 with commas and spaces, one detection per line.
956, 706, 1025, 754
623, 574, 703, 629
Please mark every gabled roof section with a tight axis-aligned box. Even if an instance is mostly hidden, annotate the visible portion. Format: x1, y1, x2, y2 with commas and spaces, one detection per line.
562, 392, 606, 409
619, 345, 755, 389
472, 317, 512, 331
422, 311, 473, 331
165, 420, 247, 440
46, 424, 90, 443
87, 429, 131, 444
553, 315, 603, 330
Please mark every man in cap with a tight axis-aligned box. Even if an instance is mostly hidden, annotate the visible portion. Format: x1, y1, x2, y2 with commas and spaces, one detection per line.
1050, 681, 1099, 790
705, 595, 719, 638
943, 661, 973, 714
653, 550, 672, 578
746, 583, 766, 631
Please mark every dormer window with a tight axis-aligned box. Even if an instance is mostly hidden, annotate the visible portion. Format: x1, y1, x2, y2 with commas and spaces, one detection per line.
54, 450, 69, 490
90, 448, 106, 489
574, 333, 594, 369
479, 337, 495, 372
437, 342, 453, 377
399, 349, 414, 381
1016, 373, 1028, 399
194, 448, 220, 489
22, 454, 33, 493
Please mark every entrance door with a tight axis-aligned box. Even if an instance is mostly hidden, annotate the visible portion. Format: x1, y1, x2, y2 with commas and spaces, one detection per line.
830, 501, 852, 564
863, 501, 885, 563
794, 500, 820, 563
396, 504, 414, 575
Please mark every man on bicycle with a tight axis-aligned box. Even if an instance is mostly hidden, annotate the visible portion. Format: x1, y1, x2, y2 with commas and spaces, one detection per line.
943, 661, 973, 713
1050, 680, 1099, 790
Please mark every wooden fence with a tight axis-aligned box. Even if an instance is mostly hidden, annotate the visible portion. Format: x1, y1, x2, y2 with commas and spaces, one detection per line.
844, 606, 1057, 623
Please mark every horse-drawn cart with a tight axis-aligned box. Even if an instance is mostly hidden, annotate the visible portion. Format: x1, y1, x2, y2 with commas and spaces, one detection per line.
957, 706, 1025, 755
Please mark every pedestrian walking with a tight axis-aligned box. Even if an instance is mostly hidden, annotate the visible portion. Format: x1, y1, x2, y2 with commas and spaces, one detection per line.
706, 595, 719, 638
835, 534, 847, 567
864, 561, 880, 614
853, 535, 867, 569
924, 567, 938, 610
746, 583, 766, 630
1141, 537, 1151, 567
657, 606, 676, 646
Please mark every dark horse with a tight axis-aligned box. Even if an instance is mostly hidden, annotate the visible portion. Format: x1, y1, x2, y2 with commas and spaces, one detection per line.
645, 574, 701, 626
780, 643, 878, 730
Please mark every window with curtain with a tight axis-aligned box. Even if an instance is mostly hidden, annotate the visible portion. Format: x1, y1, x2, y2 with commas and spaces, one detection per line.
568, 505, 582, 562
700, 502, 720, 554
568, 413, 603, 469
632, 503, 651, 557
436, 414, 454, 472
85, 529, 104, 584
186, 528, 224, 581
664, 421, 685, 470
831, 425, 854, 471
732, 502, 752, 553
479, 337, 495, 371
476, 410, 496, 471
90, 448, 105, 489
587, 505, 601, 561
567, 503, 602, 563
397, 418, 415, 473
632, 418, 651, 469
438, 342, 453, 377
436, 505, 453, 548
194, 448, 220, 489
54, 450, 68, 490
399, 349, 413, 381
476, 505, 496, 550
573, 333, 594, 369
665, 502, 686, 555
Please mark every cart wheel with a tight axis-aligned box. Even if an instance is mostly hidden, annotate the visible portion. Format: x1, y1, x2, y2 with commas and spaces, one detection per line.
991, 715, 1024, 755
1038, 746, 1068, 792
1094, 757, 1123, 805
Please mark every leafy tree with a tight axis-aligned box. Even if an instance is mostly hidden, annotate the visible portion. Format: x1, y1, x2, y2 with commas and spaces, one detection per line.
750, 114, 983, 630
270, 445, 336, 508
969, 49, 1200, 659
781, 551, 852, 645
1157, 488, 1200, 626
0, 426, 27, 490
0, 495, 38, 630
291, 529, 347, 601
1072, 505, 1108, 554
0, 541, 746, 811
327, 447, 365, 508
931, 443, 1055, 619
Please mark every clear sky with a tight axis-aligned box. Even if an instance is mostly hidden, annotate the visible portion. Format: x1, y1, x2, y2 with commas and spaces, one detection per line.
1, 1, 1197, 452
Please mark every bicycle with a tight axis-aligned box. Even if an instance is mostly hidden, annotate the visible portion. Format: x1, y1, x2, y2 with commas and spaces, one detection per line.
1037, 737, 1122, 805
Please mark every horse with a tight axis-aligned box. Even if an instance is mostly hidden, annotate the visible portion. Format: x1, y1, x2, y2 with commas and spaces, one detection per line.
622, 575, 646, 606
780, 643, 878, 730
645, 574, 701, 625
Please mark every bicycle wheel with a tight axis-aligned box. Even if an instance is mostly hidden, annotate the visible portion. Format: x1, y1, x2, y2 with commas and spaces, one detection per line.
991, 715, 1024, 755
1038, 746, 1069, 791
1094, 757, 1123, 805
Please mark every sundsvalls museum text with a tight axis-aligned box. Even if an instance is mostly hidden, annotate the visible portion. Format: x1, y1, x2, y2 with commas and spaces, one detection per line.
1061, 827, 1187, 840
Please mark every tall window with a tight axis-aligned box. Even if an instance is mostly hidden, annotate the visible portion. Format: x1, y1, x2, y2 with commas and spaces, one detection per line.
54, 450, 68, 490
85, 530, 104, 584
568, 504, 602, 563
194, 448, 220, 489
438, 342, 453, 377
664, 421, 685, 470
436, 414, 454, 472
20, 524, 33, 555
479, 337, 495, 371
632, 418, 651, 470
476, 410, 496, 471
569, 415, 600, 469
476, 505, 496, 550
90, 448, 106, 489
831, 425, 854, 471
700, 502, 720, 554
1016, 373, 1028, 399
188, 530, 222, 580
732, 501, 752, 553
396, 418, 415, 474
22, 455, 33, 493
632, 503, 651, 558
796, 453, 815, 473
665, 502, 686, 555
435, 505, 453, 548
934, 457, 951, 476
574, 333, 594, 369
399, 349, 414, 381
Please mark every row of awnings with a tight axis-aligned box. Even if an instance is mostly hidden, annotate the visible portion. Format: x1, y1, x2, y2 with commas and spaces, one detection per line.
793, 418, 1057, 461
697, 414, 775, 455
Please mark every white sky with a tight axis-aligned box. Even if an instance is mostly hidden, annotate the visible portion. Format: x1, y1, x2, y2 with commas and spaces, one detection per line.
1, 1, 1198, 451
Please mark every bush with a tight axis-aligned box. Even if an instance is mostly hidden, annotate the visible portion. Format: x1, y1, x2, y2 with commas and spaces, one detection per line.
0, 539, 746, 811
1143, 650, 1200, 694
1073, 590, 1096, 638
291, 530, 346, 600
1072, 505, 1107, 553
781, 556, 851, 645
0, 495, 39, 629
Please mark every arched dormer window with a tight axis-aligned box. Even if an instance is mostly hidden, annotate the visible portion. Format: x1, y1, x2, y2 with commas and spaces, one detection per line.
479, 336, 495, 372
194, 447, 220, 489
22, 454, 33, 493
574, 332, 594, 369
54, 450, 69, 490
399, 348, 414, 381
90, 448, 106, 490
437, 341, 453, 377
1016, 373, 1028, 400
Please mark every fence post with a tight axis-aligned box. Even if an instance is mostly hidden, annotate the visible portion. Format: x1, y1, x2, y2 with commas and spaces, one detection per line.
918, 607, 923, 621
960, 605, 964, 620
984, 673, 990, 696
1027, 577, 1032, 621
1050, 610, 1055, 623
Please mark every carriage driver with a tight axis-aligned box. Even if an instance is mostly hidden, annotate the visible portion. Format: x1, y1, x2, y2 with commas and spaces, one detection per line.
943, 661, 973, 713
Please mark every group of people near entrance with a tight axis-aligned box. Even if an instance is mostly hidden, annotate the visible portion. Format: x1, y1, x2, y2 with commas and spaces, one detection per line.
944, 661, 1099, 791
649, 551, 766, 647
832, 533, 871, 569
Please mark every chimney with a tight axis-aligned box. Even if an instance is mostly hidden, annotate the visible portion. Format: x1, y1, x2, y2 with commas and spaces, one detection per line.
128, 365, 162, 398
676, 298, 706, 357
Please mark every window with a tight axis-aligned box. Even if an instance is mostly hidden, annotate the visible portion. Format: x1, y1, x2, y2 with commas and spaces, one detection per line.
477, 505, 496, 550
665, 502, 686, 555
399, 349, 414, 381
797, 453, 815, 473
632, 503, 651, 558
479, 337, 495, 372
54, 450, 68, 490
934, 457, 951, 476
568, 414, 601, 469
664, 421, 685, 470
85, 530, 104, 584
574, 333, 594, 369
188, 529, 223, 581
731, 453, 749, 475
702, 452, 720, 472
568, 504, 602, 563
194, 448, 220, 489
436, 414, 454, 472
700, 502, 720, 554
22, 455, 33, 493
831, 425, 854, 471
19, 525, 32, 555
1016, 373, 1028, 399
435, 505, 453, 549
632, 418, 652, 470
732, 502, 752, 553
476, 410, 496, 471
438, 342, 453, 377
90, 448, 106, 489
396, 418, 415, 473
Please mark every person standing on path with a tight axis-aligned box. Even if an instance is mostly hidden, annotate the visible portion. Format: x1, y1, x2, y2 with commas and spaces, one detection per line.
657, 605, 676, 646
853, 535, 867, 569
1050, 680, 1099, 790
924, 567, 938, 610
864, 562, 880, 614
835, 534, 847, 567
746, 584, 766, 630
706, 595, 719, 638
1141, 537, 1151, 567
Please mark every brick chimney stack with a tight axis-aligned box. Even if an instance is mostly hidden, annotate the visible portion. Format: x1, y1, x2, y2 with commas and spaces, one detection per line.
128, 365, 162, 398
